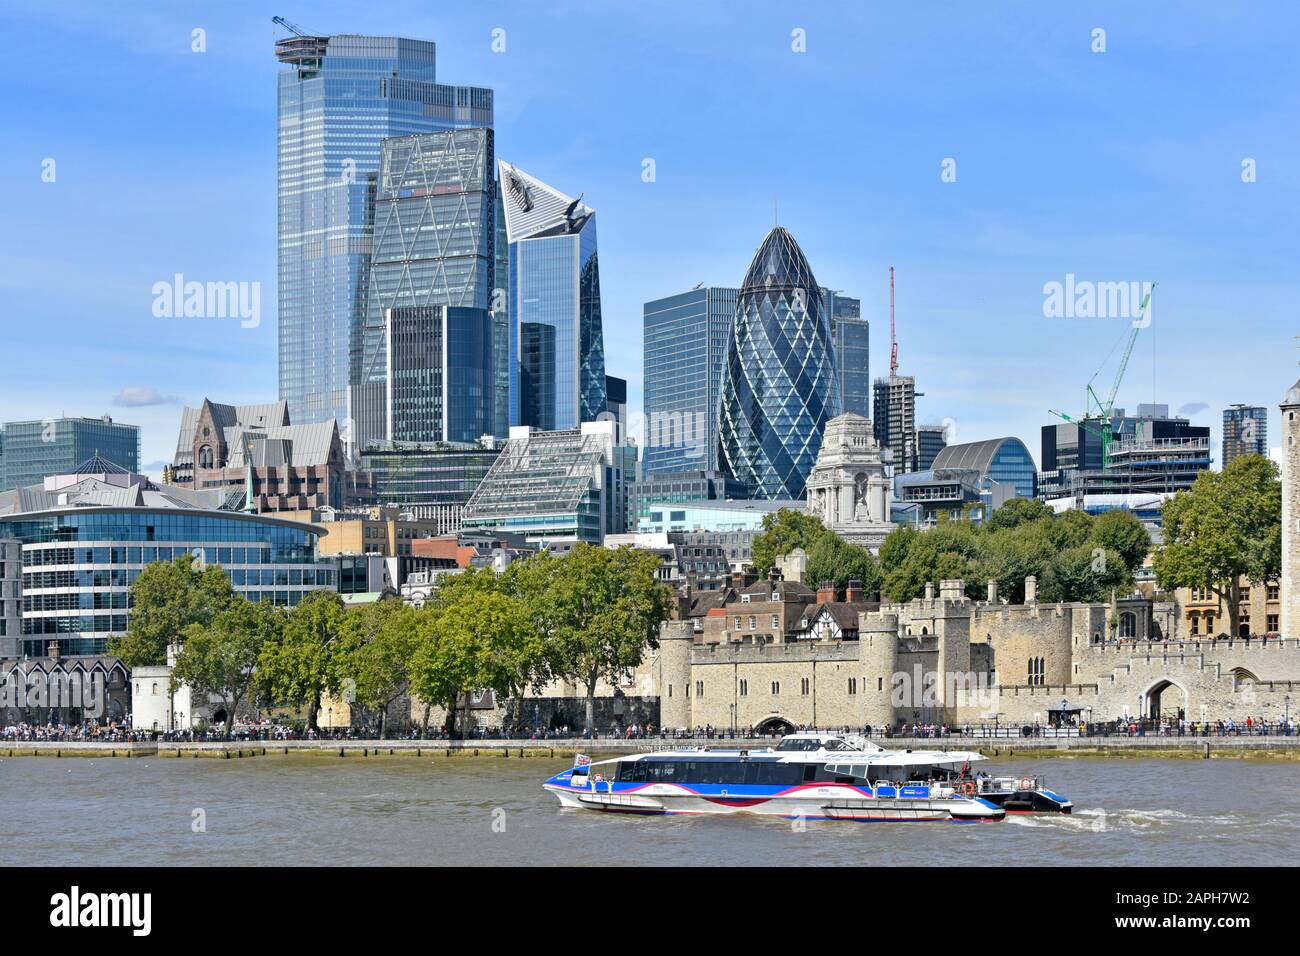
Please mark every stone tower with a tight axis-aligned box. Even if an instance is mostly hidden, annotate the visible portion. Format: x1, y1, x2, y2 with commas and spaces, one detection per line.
1281, 380, 1300, 638
656, 621, 695, 731
858, 612, 900, 729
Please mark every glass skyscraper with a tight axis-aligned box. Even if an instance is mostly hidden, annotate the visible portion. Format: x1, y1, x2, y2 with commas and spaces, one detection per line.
0, 417, 140, 492
275, 33, 492, 444
355, 128, 497, 448
642, 287, 738, 477
719, 227, 841, 500
498, 161, 607, 432
826, 293, 870, 419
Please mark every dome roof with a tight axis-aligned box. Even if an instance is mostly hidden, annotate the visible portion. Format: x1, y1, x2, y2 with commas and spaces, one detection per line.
1285, 379, 1300, 407
741, 226, 820, 297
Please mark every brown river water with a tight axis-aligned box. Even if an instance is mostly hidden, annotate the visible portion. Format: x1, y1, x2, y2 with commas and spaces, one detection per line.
3, 754, 1298, 866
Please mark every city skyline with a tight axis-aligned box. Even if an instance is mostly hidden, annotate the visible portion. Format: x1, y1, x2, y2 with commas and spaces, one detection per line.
2, 2, 1297, 476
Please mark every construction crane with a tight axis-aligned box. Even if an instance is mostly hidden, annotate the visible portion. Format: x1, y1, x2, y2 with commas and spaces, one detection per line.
272, 16, 307, 36
1048, 283, 1156, 470
889, 266, 899, 375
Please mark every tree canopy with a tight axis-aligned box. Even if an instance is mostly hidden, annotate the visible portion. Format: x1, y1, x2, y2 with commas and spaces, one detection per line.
110, 554, 234, 667
1155, 454, 1281, 637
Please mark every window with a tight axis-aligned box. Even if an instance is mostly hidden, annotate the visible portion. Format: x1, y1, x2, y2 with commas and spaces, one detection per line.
748, 616, 756, 630
695, 680, 704, 698
801, 677, 810, 695
739, 679, 748, 696
1268, 583, 1280, 601
848, 678, 857, 695
1268, 614, 1279, 633
734, 616, 741, 630
771, 681, 780, 695
772, 614, 780, 629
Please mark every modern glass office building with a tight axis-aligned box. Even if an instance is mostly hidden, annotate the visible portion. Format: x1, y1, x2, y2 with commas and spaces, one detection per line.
275, 32, 492, 439
354, 128, 499, 449
498, 162, 607, 432
0, 458, 336, 658
359, 441, 502, 531
719, 227, 841, 500
642, 287, 738, 477
930, 437, 1038, 500
0, 417, 140, 493
826, 293, 870, 419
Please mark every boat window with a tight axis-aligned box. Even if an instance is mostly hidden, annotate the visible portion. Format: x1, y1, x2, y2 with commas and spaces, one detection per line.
775, 738, 823, 752
824, 740, 847, 751
617, 762, 636, 782
632, 761, 647, 782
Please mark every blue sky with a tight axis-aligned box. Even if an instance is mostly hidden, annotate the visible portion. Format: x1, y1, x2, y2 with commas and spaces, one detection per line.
1, 1, 1296, 475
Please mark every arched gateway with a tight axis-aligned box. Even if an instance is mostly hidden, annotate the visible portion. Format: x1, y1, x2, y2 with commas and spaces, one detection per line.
755, 716, 797, 736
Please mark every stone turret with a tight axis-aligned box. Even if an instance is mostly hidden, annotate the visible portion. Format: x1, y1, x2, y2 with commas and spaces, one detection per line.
1281, 379, 1300, 638
858, 612, 900, 729
656, 620, 695, 731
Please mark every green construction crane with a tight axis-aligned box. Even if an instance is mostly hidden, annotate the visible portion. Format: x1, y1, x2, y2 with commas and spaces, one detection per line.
1048, 282, 1156, 470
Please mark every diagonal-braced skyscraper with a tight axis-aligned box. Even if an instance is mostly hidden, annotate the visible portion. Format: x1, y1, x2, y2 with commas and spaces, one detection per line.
275, 31, 492, 447
719, 226, 841, 500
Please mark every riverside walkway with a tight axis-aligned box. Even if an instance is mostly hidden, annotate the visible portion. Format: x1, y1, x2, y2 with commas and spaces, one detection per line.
5, 735, 1300, 759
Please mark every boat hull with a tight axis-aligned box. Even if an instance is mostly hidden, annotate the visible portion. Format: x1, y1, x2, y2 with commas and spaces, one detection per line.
543, 779, 1005, 822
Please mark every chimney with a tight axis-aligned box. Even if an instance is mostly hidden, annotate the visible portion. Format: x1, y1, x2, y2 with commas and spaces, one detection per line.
817, 581, 836, 604
987, 579, 998, 604
685, 569, 697, 598
846, 579, 864, 603
768, 567, 781, 584
47, 640, 60, 661
1025, 575, 1038, 604
924, 582, 935, 601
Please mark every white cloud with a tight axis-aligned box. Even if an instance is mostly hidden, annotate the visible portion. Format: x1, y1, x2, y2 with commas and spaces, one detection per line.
112, 386, 180, 408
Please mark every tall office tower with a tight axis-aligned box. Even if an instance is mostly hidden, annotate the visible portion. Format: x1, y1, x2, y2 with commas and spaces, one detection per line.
719, 227, 841, 500
1223, 404, 1268, 466
386, 306, 494, 444
825, 292, 870, 418
872, 375, 917, 474
914, 423, 948, 471
354, 128, 498, 449
275, 32, 493, 442
605, 375, 628, 433
492, 190, 511, 438
0, 416, 140, 492
642, 286, 739, 477
498, 161, 607, 432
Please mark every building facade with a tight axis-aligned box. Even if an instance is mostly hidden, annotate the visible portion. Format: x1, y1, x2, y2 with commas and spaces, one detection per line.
642, 286, 739, 477
719, 227, 840, 500
872, 375, 917, 474
461, 421, 632, 547
0, 417, 140, 493
914, 424, 948, 472
1223, 404, 1268, 467
354, 128, 500, 449
359, 440, 500, 531
275, 32, 493, 436
826, 292, 870, 419
499, 161, 607, 432
805, 413, 894, 551
172, 399, 350, 513
0, 539, 20, 659
0, 458, 335, 657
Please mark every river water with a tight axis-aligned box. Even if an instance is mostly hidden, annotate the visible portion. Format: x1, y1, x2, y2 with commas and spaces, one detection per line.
4, 754, 1298, 866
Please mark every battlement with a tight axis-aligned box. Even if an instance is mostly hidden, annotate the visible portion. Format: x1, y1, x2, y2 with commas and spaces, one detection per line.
690, 640, 860, 667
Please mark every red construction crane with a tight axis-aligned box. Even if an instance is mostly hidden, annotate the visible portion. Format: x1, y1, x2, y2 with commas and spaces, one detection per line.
889, 266, 899, 375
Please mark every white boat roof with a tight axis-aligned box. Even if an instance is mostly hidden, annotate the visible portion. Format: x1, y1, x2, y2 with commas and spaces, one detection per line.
587, 733, 986, 768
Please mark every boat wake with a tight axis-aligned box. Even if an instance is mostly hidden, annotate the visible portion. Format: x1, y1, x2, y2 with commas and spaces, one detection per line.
1005, 806, 1239, 831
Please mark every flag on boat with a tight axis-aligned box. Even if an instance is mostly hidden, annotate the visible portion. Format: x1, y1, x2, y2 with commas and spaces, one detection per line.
573, 754, 591, 768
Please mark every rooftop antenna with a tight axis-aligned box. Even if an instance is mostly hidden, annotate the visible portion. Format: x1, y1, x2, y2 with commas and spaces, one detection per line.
889, 266, 899, 376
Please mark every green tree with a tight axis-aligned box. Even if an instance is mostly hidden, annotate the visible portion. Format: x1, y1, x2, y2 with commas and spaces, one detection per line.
257, 590, 345, 731
1155, 454, 1282, 637
546, 544, 672, 737
331, 599, 416, 738
110, 554, 234, 666
1088, 509, 1152, 573
173, 596, 282, 737
878, 524, 919, 573
805, 534, 882, 600
1042, 545, 1129, 603
983, 496, 1054, 532
749, 508, 831, 574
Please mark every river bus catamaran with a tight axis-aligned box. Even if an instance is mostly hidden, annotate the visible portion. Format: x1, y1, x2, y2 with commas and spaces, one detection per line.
543, 732, 1070, 822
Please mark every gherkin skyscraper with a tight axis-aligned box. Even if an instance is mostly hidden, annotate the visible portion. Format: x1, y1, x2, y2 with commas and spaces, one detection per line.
719, 226, 840, 500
